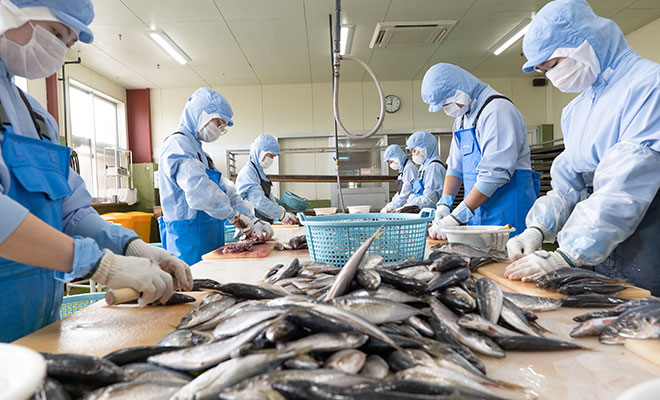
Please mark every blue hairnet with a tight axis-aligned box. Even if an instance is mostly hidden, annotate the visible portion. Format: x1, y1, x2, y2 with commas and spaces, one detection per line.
522, 0, 630, 73
11, 0, 95, 43
249, 134, 280, 163
383, 144, 406, 168
421, 63, 487, 113
177, 88, 234, 139
406, 131, 439, 160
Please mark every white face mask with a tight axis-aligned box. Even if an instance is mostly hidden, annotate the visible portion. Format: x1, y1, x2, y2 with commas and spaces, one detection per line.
412, 147, 427, 165
389, 160, 400, 171
546, 57, 598, 93
0, 24, 67, 79
443, 102, 469, 118
260, 157, 274, 169
198, 123, 223, 142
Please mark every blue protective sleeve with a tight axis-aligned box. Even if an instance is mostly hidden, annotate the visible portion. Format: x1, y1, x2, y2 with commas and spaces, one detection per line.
388, 160, 418, 209
95, 223, 139, 255
54, 236, 105, 282
474, 181, 498, 197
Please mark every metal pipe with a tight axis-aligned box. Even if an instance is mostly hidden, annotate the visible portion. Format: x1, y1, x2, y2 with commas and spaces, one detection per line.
330, 13, 346, 213
59, 56, 81, 147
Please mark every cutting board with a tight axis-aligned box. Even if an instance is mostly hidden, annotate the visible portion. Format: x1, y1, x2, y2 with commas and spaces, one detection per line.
14, 292, 205, 357
427, 238, 448, 247
624, 339, 660, 367
272, 224, 303, 229
201, 242, 274, 260
477, 262, 651, 299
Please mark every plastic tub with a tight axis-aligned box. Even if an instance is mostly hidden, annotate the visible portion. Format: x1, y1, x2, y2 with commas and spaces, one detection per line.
347, 205, 371, 214
442, 225, 516, 251
299, 208, 434, 266
314, 207, 337, 216
60, 293, 106, 319
100, 212, 134, 230
124, 211, 154, 242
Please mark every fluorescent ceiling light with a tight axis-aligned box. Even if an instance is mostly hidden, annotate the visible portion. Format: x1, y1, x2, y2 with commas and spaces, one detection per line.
146, 30, 191, 64
492, 19, 531, 56
340, 25, 355, 55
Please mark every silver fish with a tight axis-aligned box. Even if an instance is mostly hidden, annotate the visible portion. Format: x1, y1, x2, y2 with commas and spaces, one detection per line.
82, 380, 183, 400
122, 363, 192, 384
359, 354, 389, 379
355, 268, 381, 291
212, 307, 283, 339
148, 319, 274, 370
457, 313, 519, 339
349, 285, 421, 303
277, 332, 368, 354
266, 258, 301, 284
476, 278, 503, 323
397, 266, 435, 282
267, 368, 380, 386
405, 316, 434, 338
500, 298, 542, 337
617, 308, 660, 339
325, 349, 367, 374
321, 229, 384, 301
361, 253, 384, 269
331, 296, 427, 324
157, 329, 213, 347
502, 292, 561, 312
283, 354, 321, 370
570, 316, 617, 338
171, 350, 292, 400
426, 296, 505, 358
432, 242, 507, 261
199, 292, 224, 307
177, 297, 236, 330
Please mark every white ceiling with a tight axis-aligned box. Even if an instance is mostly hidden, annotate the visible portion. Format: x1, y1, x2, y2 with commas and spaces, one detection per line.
70, 0, 660, 89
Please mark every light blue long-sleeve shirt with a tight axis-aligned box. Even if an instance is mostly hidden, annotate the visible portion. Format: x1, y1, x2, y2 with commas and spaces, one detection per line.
522, 0, 660, 265
404, 131, 446, 209
235, 134, 284, 220
383, 145, 418, 209
447, 86, 531, 197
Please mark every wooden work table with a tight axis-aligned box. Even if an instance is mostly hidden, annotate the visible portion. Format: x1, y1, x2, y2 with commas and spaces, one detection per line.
15, 228, 660, 399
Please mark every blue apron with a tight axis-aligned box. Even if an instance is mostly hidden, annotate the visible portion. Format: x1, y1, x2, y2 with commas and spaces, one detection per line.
0, 128, 71, 342
454, 95, 540, 233
412, 159, 444, 197
589, 190, 660, 296
158, 153, 226, 266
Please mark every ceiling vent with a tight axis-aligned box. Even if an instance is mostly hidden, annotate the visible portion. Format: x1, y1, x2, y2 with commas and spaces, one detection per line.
369, 21, 456, 49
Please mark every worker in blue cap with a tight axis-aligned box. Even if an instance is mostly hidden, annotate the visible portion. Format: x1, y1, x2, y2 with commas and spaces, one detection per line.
0, 0, 192, 342
422, 63, 540, 240
159, 88, 273, 266
236, 134, 295, 225
504, 0, 660, 296
380, 144, 418, 213
402, 131, 446, 210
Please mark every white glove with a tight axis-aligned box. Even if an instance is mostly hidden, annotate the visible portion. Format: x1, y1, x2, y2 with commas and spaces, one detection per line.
504, 250, 572, 282
428, 214, 460, 240
280, 212, 297, 225
506, 227, 544, 261
125, 239, 193, 291
380, 204, 393, 213
253, 219, 274, 241
230, 212, 254, 237
91, 250, 174, 306
433, 205, 450, 223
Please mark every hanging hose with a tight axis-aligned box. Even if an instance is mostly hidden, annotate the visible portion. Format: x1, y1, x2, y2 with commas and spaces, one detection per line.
332, 54, 385, 140
332, 0, 385, 140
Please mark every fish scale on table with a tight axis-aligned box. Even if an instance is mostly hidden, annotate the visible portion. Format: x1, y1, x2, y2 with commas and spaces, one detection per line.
41, 232, 622, 400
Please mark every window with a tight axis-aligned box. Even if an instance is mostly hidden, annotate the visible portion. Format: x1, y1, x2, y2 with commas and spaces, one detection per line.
69, 80, 127, 198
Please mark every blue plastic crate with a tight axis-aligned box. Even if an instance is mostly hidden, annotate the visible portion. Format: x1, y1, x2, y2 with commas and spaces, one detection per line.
280, 191, 310, 212
60, 293, 105, 319
298, 208, 434, 266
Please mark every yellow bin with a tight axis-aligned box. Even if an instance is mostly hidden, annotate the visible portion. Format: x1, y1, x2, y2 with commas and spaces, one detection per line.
124, 211, 154, 242
100, 212, 134, 230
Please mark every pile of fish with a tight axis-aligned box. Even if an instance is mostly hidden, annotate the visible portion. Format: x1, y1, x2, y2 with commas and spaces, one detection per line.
533, 267, 635, 307
570, 298, 660, 343
274, 235, 307, 251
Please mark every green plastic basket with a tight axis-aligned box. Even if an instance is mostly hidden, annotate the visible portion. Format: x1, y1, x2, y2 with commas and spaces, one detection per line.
298, 208, 434, 266
60, 293, 105, 319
